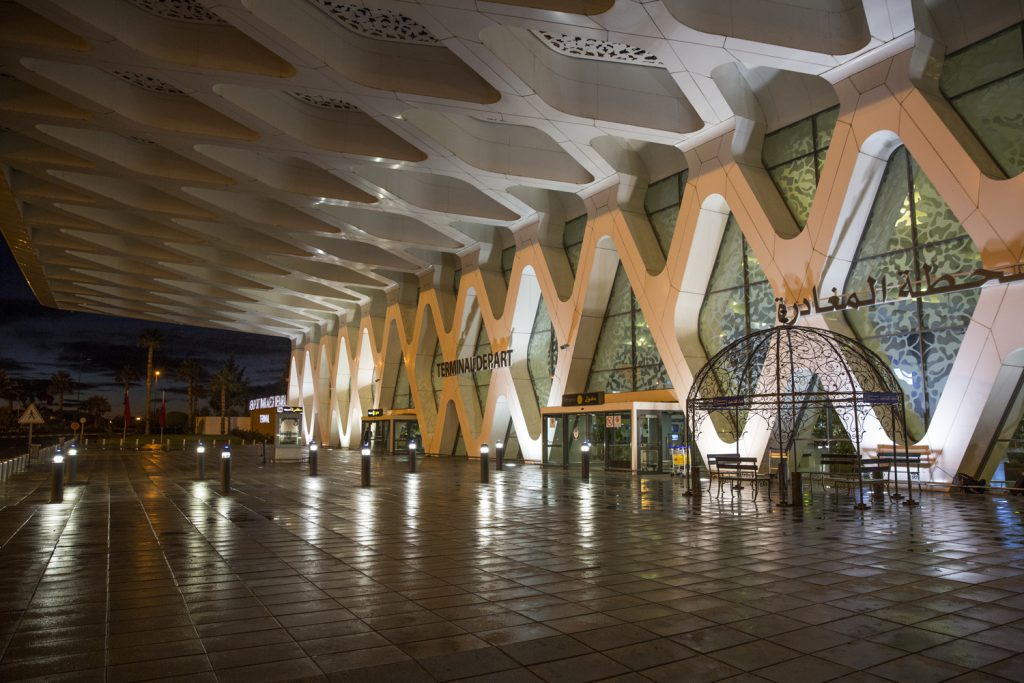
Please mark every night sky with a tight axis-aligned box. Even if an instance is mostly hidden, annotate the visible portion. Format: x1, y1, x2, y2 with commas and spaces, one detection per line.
0, 239, 292, 417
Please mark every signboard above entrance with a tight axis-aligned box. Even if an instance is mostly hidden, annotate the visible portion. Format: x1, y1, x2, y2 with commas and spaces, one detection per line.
561, 392, 605, 407
249, 394, 286, 411
367, 409, 384, 417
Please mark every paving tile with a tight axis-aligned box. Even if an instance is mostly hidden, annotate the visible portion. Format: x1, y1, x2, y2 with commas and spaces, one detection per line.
528, 652, 629, 683
867, 654, 969, 682
754, 654, 855, 683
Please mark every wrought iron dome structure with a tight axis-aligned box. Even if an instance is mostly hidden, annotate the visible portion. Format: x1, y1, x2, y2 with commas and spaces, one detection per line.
686, 325, 913, 505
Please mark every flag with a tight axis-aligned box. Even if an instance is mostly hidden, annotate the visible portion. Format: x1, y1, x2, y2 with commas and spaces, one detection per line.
159, 391, 166, 429
123, 388, 131, 424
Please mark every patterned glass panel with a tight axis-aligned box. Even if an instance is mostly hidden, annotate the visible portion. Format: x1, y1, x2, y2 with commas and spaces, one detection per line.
392, 358, 413, 410
501, 246, 516, 287
474, 325, 490, 412
698, 215, 773, 358
528, 297, 555, 408
431, 339, 443, 406
769, 158, 815, 227
762, 107, 838, 229
643, 170, 687, 258
940, 23, 1024, 177
564, 214, 587, 276
841, 145, 982, 440
586, 264, 672, 392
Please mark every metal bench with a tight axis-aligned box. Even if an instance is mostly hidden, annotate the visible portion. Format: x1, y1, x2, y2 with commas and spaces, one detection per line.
707, 454, 771, 501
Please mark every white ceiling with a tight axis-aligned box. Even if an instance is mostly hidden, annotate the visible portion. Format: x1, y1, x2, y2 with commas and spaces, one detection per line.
0, 0, 916, 340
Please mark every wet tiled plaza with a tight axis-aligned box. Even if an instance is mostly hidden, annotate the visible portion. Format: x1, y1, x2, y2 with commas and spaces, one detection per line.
2, 448, 1024, 682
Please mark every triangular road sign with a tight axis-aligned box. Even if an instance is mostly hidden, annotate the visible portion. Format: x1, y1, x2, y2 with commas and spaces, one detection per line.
18, 403, 45, 426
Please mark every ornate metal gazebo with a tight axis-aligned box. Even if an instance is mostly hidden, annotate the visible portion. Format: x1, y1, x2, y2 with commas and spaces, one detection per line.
686, 325, 915, 508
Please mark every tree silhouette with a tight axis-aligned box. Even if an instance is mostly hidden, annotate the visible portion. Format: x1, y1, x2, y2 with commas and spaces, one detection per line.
210, 356, 248, 436
176, 359, 204, 434
48, 371, 74, 417
115, 365, 139, 394
82, 395, 112, 429
137, 329, 162, 433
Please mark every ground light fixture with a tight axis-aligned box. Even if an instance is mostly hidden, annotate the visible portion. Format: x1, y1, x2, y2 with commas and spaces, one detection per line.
309, 441, 319, 476
50, 449, 64, 503
196, 442, 206, 480
67, 443, 78, 484
480, 443, 490, 484
408, 440, 417, 473
220, 444, 231, 495
495, 440, 504, 471
361, 443, 371, 487
581, 440, 591, 481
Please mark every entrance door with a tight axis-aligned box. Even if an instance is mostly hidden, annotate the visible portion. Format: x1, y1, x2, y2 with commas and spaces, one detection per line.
393, 419, 420, 454
638, 412, 661, 473
366, 420, 389, 454
604, 412, 631, 470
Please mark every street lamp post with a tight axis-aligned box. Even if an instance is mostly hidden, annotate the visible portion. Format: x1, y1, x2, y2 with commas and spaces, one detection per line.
153, 370, 161, 443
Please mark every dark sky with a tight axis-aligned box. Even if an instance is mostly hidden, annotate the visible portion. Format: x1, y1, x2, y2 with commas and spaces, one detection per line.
0, 239, 292, 416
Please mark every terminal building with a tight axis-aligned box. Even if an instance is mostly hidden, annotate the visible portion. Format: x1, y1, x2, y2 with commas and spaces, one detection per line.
1, 0, 1022, 483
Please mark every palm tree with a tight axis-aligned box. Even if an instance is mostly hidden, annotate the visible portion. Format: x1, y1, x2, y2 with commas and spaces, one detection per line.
82, 395, 111, 429
0, 369, 19, 426
138, 328, 162, 433
115, 365, 139, 394
176, 359, 204, 434
209, 356, 248, 435
48, 371, 74, 417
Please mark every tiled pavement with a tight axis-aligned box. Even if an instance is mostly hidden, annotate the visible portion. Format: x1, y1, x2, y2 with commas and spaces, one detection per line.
2, 449, 1024, 682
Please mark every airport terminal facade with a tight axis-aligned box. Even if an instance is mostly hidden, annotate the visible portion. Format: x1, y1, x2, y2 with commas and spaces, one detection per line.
1, 1, 1023, 483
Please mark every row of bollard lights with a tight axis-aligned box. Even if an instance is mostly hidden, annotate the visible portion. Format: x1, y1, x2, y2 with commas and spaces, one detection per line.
49, 438, 514, 503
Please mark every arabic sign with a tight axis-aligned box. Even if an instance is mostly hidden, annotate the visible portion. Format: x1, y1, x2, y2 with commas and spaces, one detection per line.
249, 394, 287, 411
561, 392, 605, 407
367, 409, 384, 417
709, 396, 746, 409
776, 261, 1024, 326
862, 391, 900, 405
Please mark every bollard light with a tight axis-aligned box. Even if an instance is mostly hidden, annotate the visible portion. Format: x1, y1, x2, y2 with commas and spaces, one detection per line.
479, 443, 489, 484
495, 440, 505, 471
361, 442, 371, 487
66, 443, 78, 484
581, 440, 591, 481
197, 444, 205, 454
308, 441, 319, 476
220, 444, 231, 495
408, 440, 417, 473
196, 442, 206, 480
68, 445, 78, 457
310, 443, 319, 453
50, 449, 65, 503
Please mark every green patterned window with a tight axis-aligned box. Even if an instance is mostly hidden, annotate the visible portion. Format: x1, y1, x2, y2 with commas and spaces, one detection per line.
698, 215, 775, 359
762, 106, 839, 229
392, 357, 413, 410
586, 264, 673, 393
528, 297, 556, 408
501, 245, 515, 287
940, 22, 1024, 178
643, 170, 687, 257
431, 339, 444, 407
563, 214, 587, 276
473, 325, 491, 412
841, 145, 982, 440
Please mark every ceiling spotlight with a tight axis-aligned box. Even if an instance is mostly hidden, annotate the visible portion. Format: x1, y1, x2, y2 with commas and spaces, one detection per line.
314, 248, 326, 255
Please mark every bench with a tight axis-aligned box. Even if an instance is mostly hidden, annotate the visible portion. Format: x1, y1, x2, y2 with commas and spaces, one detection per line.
870, 444, 934, 492
818, 452, 892, 497
707, 454, 771, 501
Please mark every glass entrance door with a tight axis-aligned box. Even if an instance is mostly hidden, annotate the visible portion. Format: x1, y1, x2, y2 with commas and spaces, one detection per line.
366, 420, 389, 454
638, 412, 661, 473
604, 412, 631, 470
393, 419, 420, 455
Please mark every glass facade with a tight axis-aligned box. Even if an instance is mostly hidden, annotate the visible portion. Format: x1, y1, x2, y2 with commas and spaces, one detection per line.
528, 297, 556, 408
586, 264, 673, 393
698, 215, 774, 359
839, 145, 982, 440
940, 22, 1024, 178
392, 357, 413, 410
501, 245, 515, 287
563, 214, 587, 276
472, 324, 491, 412
431, 339, 443, 408
762, 106, 839, 228
643, 170, 687, 257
